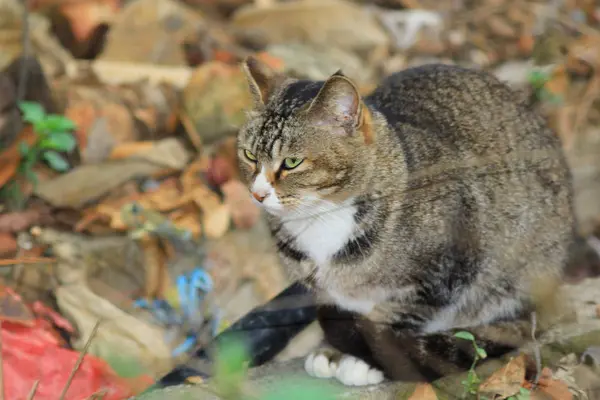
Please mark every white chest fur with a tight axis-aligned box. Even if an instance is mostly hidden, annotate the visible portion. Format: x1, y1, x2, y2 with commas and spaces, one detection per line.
282, 199, 357, 266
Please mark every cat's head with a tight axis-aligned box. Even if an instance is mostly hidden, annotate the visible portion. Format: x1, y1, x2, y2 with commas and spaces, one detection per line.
237, 56, 376, 217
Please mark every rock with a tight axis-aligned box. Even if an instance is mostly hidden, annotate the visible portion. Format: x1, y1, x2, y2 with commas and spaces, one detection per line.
182, 60, 254, 144
265, 43, 375, 86
230, 0, 389, 55
99, 0, 204, 66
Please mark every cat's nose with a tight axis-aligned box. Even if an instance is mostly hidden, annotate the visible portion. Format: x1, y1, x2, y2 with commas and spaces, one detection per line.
252, 191, 268, 202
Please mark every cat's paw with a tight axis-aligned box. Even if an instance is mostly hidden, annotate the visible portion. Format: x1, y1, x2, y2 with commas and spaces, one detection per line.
335, 355, 384, 386
304, 348, 339, 379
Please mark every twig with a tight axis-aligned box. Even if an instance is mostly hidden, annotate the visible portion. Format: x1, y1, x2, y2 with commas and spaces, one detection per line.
0, 257, 56, 266
58, 320, 101, 400
25, 380, 39, 400
531, 311, 542, 387
0, 321, 3, 400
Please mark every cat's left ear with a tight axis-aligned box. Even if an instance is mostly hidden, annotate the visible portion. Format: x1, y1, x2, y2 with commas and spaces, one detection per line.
305, 70, 373, 144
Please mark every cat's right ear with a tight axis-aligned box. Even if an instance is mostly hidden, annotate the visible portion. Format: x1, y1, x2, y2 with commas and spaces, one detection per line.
242, 56, 281, 109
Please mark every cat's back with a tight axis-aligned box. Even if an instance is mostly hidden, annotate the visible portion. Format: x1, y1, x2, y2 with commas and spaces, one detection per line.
366, 64, 561, 166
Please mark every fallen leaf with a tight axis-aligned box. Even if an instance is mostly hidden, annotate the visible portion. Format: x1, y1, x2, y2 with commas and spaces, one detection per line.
180, 155, 210, 193
59, 0, 121, 43
408, 382, 438, 400
0, 127, 37, 188
0, 232, 17, 258
532, 378, 573, 400
139, 235, 167, 299
0, 286, 34, 326
171, 211, 203, 238
221, 179, 260, 230
191, 186, 231, 238
479, 354, 526, 399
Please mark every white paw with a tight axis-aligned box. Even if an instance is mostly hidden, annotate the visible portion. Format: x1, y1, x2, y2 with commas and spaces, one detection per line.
304, 349, 338, 379
334, 355, 384, 386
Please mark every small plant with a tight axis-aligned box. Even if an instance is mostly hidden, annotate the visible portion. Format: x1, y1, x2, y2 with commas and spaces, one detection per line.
527, 69, 564, 105
18, 101, 77, 177
454, 331, 488, 398
212, 334, 250, 399
1, 102, 76, 209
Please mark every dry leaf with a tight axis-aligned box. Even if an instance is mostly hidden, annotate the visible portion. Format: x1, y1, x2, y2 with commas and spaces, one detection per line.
60, 0, 121, 43
139, 235, 167, 299
137, 178, 186, 212
180, 155, 210, 193
479, 354, 526, 399
109, 141, 156, 160
532, 378, 573, 400
191, 186, 231, 238
171, 212, 203, 238
567, 34, 600, 75
0, 127, 37, 188
545, 66, 569, 99
408, 383, 438, 400
0, 286, 35, 326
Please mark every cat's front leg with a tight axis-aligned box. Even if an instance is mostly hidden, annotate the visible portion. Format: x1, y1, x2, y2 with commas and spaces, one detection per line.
305, 305, 385, 386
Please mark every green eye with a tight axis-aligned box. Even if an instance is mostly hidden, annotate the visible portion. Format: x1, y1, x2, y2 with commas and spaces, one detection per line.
244, 149, 257, 162
282, 157, 303, 170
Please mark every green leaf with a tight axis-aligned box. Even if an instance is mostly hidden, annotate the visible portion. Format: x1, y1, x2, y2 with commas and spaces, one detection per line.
40, 131, 77, 152
454, 331, 475, 341
42, 150, 70, 172
18, 101, 45, 123
213, 334, 249, 398
18, 142, 29, 156
44, 114, 76, 133
476, 347, 487, 359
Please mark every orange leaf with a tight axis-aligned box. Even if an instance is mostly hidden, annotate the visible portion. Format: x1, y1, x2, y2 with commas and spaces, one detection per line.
60, 0, 121, 43
108, 141, 156, 160
408, 383, 438, 400
191, 186, 231, 238
0, 127, 37, 188
479, 354, 526, 398
534, 378, 573, 400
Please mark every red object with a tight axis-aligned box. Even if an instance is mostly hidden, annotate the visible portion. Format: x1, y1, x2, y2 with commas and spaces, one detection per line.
2, 319, 138, 400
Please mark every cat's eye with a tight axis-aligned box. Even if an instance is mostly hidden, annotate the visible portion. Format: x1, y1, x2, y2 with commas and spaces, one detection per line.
282, 157, 303, 170
244, 149, 257, 162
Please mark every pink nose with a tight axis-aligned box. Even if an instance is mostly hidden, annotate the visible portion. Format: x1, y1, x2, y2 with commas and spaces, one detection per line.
252, 192, 267, 202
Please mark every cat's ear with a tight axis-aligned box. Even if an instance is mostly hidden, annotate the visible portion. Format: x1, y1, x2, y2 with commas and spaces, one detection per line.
305, 71, 373, 143
242, 56, 282, 109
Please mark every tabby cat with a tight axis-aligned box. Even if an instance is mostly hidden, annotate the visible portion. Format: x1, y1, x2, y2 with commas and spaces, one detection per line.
236, 56, 574, 386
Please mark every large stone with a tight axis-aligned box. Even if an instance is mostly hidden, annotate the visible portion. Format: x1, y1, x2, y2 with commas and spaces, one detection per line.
265, 43, 376, 88
230, 0, 390, 56
99, 0, 204, 66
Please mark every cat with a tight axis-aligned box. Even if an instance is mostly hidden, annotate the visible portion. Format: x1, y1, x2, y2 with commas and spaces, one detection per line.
236, 56, 575, 386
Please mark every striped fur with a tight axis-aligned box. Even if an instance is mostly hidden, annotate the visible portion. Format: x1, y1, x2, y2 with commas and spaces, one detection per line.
237, 57, 575, 384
